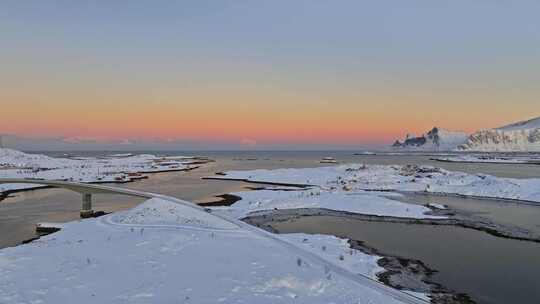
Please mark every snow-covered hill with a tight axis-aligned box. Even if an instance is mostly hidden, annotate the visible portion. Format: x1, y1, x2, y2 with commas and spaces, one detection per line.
0, 195, 411, 304
392, 127, 468, 151
459, 116, 540, 152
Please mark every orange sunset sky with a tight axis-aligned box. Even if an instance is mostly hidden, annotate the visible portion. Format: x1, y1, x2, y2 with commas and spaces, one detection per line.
1, 1, 539, 150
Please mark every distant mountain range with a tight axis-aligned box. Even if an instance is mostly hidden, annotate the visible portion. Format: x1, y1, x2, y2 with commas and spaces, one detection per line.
392, 116, 540, 152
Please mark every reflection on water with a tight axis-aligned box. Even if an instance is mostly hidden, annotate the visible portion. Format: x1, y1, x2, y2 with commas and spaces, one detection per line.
272, 216, 540, 304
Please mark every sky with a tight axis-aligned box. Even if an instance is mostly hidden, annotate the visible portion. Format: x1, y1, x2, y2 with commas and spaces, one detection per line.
1, 0, 539, 150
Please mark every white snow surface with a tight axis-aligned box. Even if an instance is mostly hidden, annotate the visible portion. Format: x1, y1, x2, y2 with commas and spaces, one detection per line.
35, 222, 65, 229
225, 189, 440, 219
0, 148, 196, 193
0, 197, 411, 304
460, 116, 540, 151
109, 198, 239, 230
432, 154, 540, 164
217, 164, 540, 203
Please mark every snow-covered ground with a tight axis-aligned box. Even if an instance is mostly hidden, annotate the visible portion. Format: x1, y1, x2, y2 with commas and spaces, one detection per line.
217, 189, 441, 220
212, 164, 540, 203
431, 154, 540, 164
0, 196, 422, 304
0, 148, 199, 194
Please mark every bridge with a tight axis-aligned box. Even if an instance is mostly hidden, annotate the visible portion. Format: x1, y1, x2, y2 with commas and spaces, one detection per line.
0, 178, 154, 217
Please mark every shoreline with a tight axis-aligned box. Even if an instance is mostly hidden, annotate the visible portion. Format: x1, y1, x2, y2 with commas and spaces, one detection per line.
0, 185, 55, 203
208, 175, 540, 207
392, 190, 540, 206
243, 210, 476, 304
202, 175, 314, 188
430, 158, 540, 165
241, 207, 540, 243
198, 193, 243, 206
239, 198, 540, 303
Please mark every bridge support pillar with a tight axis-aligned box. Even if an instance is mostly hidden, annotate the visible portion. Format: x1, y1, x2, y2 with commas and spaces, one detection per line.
80, 193, 94, 218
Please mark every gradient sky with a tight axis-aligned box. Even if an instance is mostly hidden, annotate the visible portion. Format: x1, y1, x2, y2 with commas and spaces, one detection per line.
1, 0, 539, 150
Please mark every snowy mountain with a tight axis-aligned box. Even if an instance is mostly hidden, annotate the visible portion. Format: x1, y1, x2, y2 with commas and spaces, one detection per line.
459, 116, 540, 152
392, 127, 468, 151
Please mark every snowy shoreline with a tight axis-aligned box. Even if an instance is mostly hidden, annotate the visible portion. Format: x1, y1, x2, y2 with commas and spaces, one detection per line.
430, 155, 540, 165
204, 163, 540, 243
209, 164, 540, 204
0, 148, 208, 196
243, 211, 476, 303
